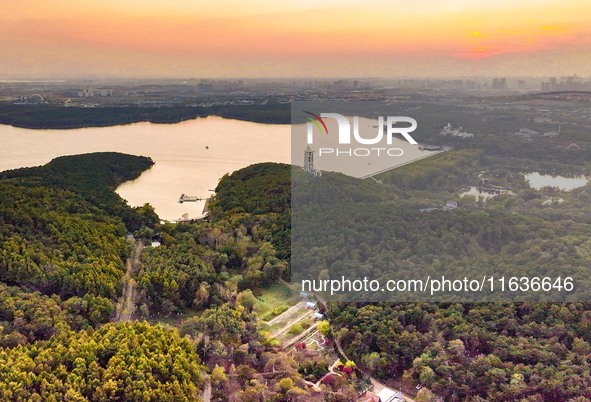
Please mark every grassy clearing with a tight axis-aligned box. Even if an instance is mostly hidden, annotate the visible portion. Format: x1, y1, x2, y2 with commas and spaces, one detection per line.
253, 283, 296, 321
147, 308, 203, 328
289, 318, 313, 335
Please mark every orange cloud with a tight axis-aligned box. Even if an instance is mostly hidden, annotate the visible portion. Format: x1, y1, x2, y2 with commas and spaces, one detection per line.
1, 0, 591, 77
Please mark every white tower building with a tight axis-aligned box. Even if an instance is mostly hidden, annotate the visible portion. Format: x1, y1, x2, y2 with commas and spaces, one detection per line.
304, 146, 314, 173
304, 146, 321, 176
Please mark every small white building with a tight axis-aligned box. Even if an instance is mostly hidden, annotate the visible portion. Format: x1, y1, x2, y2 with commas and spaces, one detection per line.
515, 128, 540, 137
440, 123, 474, 138
445, 200, 458, 209
313, 312, 324, 320
376, 388, 401, 402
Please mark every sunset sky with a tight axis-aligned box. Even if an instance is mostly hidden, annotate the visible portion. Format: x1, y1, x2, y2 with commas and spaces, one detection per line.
2, 0, 590, 78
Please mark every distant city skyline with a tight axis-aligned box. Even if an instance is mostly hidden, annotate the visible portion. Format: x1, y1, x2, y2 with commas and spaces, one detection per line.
2, 0, 591, 79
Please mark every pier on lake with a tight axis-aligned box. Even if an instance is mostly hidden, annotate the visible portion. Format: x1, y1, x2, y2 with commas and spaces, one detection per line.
178, 194, 205, 203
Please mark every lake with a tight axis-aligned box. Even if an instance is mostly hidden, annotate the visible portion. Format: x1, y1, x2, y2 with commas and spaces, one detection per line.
1, 116, 436, 221
0, 117, 290, 221
524, 172, 589, 191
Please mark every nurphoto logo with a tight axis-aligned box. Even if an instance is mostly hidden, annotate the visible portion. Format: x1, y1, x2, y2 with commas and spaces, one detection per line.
304, 111, 418, 157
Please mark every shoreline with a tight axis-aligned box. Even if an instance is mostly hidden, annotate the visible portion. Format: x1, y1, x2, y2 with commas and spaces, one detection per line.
0, 103, 291, 130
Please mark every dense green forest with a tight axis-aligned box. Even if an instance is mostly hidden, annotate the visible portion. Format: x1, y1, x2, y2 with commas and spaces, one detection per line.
0, 156, 356, 401
0, 152, 158, 231
140, 160, 591, 400
328, 302, 591, 401
0, 154, 207, 400
0, 322, 204, 401
0, 153, 158, 347
292, 166, 591, 302
132, 163, 359, 400
132, 163, 291, 316
0, 103, 290, 129
289, 155, 591, 399
212, 162, 591, 399
2, 149, 591, 400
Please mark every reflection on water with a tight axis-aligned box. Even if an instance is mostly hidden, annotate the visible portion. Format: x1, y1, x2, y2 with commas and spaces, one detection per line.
524, 172, 588, 191
0, 117, 290, 221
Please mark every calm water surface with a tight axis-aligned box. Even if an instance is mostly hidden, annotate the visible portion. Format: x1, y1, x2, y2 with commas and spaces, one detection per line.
1, 116, 437, 220
0, 117, 290, 220
524, 172, 588, 191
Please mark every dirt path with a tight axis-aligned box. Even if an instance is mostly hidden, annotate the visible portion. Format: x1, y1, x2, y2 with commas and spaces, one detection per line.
201, 375, 211, 402
114, 239, 143, 322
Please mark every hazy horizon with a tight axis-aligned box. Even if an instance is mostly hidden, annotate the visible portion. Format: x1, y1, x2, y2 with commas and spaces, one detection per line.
2, 0, 591, 79
1, 75, 590, 82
